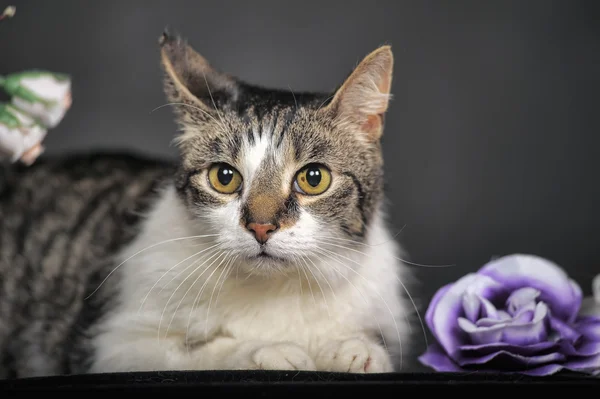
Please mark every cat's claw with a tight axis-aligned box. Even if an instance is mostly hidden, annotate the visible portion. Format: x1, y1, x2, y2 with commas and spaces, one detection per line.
315, 338, 393, 373
249, 343, 316, 371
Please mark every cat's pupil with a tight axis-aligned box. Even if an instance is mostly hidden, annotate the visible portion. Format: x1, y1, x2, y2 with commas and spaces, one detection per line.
306, 168, 322, 187
218, 166, 234, 186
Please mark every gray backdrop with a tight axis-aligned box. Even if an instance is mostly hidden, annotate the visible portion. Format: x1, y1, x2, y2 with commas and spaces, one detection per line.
1, 0, 599, 369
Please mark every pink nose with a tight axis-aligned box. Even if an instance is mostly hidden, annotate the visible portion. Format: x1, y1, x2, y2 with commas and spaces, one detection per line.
246, 222, 278, 244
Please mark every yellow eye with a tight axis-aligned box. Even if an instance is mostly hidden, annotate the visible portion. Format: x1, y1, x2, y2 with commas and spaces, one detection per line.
208, 163, 243, 194
294, 164, 332, 195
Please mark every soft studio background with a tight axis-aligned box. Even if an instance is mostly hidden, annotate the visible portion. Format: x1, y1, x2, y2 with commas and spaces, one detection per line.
1, 0, 599, 371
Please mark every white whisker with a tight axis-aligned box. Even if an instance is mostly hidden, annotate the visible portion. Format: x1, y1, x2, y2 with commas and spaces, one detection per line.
204, 252, 236, 341
201, 72, 229, 132
85, 234, 221, 300
312, 250, 390, 353
137, 243, 221, 315
164, 251, 228, 342
318, 236, 455, 268
300, 254, 331, 318
316, 246, 405, 371
294, 254, 316, 306
157, 249, 222, 342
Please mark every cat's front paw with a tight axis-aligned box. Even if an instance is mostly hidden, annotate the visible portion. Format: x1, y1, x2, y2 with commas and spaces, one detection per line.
232, 342, 316, 371
315, 338, 393, 373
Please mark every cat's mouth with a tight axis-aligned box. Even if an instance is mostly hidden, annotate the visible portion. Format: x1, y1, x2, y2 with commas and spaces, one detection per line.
250, 250, 286, 263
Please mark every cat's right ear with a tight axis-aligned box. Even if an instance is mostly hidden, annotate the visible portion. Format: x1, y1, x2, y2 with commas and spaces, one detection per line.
159, 30, 239, 116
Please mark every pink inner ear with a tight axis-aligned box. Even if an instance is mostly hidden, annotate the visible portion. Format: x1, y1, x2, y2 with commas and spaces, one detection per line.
362, 114, 383, 139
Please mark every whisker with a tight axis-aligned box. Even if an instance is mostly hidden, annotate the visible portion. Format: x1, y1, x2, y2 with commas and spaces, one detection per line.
318, 240, 429, 349
157, 249, 222, 342
137, 243, 221, 315
294, 254, 316, 306
311, 249, 390, 353
214, 254, 239, 308
185, 252, 234, 352
204, 252, 236, 341
300, 254, 331, 318
296, 265, 304, 297
316, 246, 405, 371
317, 94, 335, 111
201, 72, 230, 132
85, 234, 221, 299
155, 247, 220, 299
164, 251, 228, 342
288, 85, 298, 110
150, 102, 227, 134
318, 236, 455, 268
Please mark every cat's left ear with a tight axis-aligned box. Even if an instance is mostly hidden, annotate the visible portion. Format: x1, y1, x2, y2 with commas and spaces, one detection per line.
159, 30, 239, 115
322, 45, 394, 141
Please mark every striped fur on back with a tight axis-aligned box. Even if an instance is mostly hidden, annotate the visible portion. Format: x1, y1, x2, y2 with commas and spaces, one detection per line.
0, 154, 173, 377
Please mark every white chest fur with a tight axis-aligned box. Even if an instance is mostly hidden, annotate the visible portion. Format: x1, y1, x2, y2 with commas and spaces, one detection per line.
89, 186, 410, 373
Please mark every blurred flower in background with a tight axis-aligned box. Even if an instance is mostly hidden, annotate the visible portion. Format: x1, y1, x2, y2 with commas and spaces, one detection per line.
580, 274, 600, 318
2, 71, 72, 129
0, 104, 47, 164
0, 5, 72, 165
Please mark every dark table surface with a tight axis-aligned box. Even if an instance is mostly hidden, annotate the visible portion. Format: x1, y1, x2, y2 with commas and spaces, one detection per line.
1, 370, 598, 393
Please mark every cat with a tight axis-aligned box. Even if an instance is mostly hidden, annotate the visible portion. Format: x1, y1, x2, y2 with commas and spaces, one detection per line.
0, 31, 414, 379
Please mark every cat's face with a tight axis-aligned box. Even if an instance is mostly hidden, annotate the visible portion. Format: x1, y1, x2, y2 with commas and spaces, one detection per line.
160, 33, 394, 276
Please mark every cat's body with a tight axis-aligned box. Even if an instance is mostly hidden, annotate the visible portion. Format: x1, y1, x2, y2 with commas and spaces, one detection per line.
0, 33, 413, 379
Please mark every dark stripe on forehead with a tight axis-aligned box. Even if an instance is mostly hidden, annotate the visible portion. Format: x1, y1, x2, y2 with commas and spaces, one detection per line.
229, 134, 243, 160
254, 106, 266, 138
276, 108, 297, 149
270, 107, 280, 140
210, 138, 222, 154
246, 128, 255, 146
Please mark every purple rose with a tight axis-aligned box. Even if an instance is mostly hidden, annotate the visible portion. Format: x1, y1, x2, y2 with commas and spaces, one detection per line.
419, 254, 600, 376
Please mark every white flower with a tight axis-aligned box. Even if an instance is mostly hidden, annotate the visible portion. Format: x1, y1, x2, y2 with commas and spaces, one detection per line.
580, 274, 600, 318
2, 71, 72, 128
1, 5, 16, 20
0, 104, 47, 164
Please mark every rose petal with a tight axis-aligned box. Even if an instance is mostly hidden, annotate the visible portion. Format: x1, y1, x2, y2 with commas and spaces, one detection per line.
418, 343, 464, 372
460, 341, 558, 357
550, 316, 582, 343
513, 302, 536, 323
476, 317, 506, 327
506, 287, 540, 315
425, 283, 452, 328
478, 254, 582, 323
420, 343, 600, 376
456, 348, 565, 367
501, 302, 549, 345
567, 341, 600, 357
575, 317, 600, 341
426, 273, 506, 357
497, 310, 512, 321
563, 352, 600, 373
478, 295, 498, 319
462, 292, 480, 322
458, 317, 503, 345
518, 363, 566, 376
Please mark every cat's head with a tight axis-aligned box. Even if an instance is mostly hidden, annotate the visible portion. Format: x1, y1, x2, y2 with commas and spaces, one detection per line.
160, 32, 394, 276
